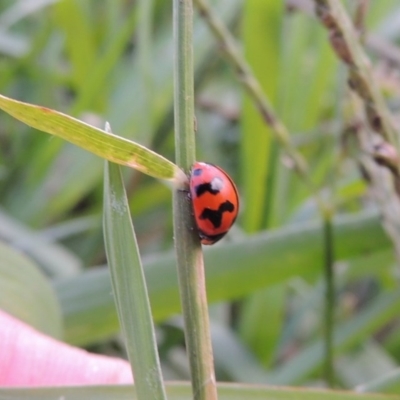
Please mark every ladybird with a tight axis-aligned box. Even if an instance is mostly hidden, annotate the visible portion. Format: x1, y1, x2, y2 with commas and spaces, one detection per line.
189, 162, 239, 245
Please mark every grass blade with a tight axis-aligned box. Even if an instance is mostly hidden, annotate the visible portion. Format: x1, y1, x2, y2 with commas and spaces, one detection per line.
57, 210, 391, 346
103, 158, 166, 400
0, 240, 62, 338
0, 94, 185, 183
0, 382, 398, 400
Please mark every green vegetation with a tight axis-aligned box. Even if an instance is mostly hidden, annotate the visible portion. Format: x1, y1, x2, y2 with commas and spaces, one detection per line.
1, 0, 400, 399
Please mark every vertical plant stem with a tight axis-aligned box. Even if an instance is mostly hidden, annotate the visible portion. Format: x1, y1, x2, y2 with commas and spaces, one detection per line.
173, 0, 196, 169
323, 210, 335, 387
173, 1, 218, 400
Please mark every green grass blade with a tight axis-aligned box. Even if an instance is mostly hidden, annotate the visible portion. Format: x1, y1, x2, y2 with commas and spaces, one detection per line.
56, 210, 390, 346
238, 284, 286, 367
0, 0, 58, 31
0, 382, 398, 400
71, 5, 138, 114
0, 240, 62, 339
272, 289, 400, 384
241, 0, 284, 232
211, 322, 271, 383
52, 0, 96, 89
0, 94, 185, 183
103, 160, 167, 400
0, 208, 82, 277
357, 368, 400, 394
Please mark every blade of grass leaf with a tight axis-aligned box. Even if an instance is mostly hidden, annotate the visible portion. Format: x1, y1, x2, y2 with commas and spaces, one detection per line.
71, 4, 138, 114
272, 288, 400, 385
103, 158, 167, 400
0, 94, 185, 183
53, 0, 96, 89
241, 0, 284, 232
238, 284, 286, 368
0, 0, 59, 32
58, 210, 390, 346
0, 382, 398, 400
356, 368, 400, 394
0, 209, 82, 277
0, 240, 63, 339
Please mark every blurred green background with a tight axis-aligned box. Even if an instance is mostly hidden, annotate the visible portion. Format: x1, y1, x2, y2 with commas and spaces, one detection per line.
1, 0, 400, 392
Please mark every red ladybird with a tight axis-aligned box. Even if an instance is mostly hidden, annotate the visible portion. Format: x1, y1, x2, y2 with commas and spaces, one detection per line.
189, 162, 239, 245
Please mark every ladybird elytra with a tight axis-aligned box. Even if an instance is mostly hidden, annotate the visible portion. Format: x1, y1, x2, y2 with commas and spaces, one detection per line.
189, 162, 239, 245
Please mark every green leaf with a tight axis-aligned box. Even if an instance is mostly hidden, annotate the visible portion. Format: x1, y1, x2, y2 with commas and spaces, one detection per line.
357, 366, 400, 394
103, 160, 166, 400
272, 288, 400, 384
0, 382, 397, 400
0, 240, 62, 339
0, 94, 185, 183
0, 208, 82, 277
70, 4, 138, 114
52, 0, 96, 89
0, 0, 58, 31
241, 0, 284, 232
336, 342, 397, 389
55, 210, 391, 345
238, 284, 286, 367
211, 322, 270, 383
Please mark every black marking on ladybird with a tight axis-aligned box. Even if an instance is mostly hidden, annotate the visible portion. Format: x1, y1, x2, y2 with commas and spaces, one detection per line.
195, 177, 224, 197
199, 200, 234, 228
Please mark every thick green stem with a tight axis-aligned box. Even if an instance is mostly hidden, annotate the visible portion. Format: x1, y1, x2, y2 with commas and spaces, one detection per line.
173, 0, 196, 169
172, 1, 218, 399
